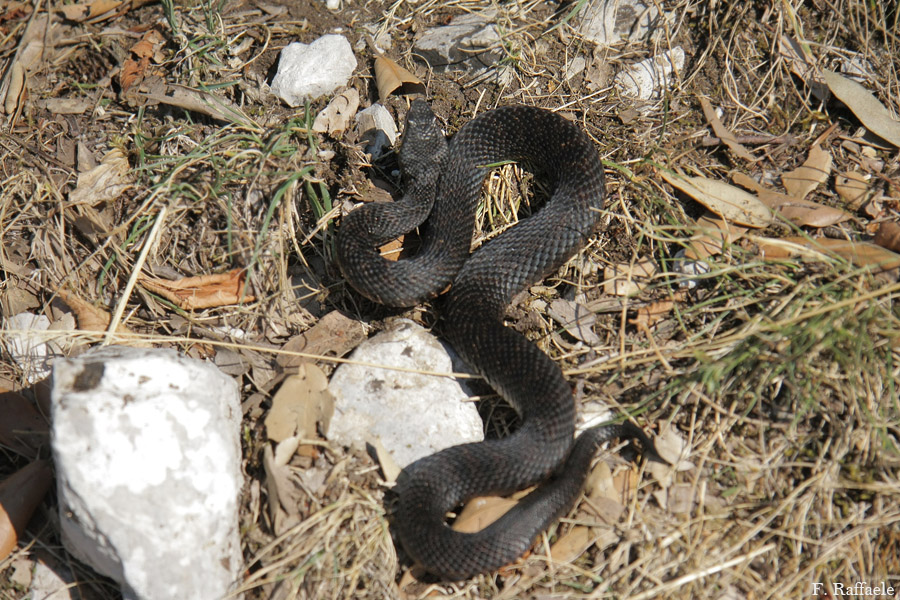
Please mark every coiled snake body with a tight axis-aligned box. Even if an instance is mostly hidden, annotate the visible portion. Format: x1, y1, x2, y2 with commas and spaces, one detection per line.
337, 100, 654, 580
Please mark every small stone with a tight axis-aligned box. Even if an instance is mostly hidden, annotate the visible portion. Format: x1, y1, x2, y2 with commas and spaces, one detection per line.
414, 11, 503, 72
270, 34, 357, 106
614, 46, 685, 101
356, 104, 399, 159
579, 0, 662, 46
327, 319, 483, 468
51, 346, 243, 600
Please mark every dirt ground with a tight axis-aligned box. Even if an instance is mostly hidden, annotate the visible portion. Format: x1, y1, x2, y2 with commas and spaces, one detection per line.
2, 0, 900, 598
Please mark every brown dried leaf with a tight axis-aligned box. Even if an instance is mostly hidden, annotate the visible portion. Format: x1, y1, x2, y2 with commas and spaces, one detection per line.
140, 82, 254, 127
757, 236, 900, 272
659, 170, 772, 227
685, 212, 748, 259
0, 390, 48, 457
835, 170, 870, 209
698, 97, 755, 161
68, 148, 132, 206
55, 288, 133, 334
58, 0, 122, 23
262, 443, 301, 534
312, 88, 360, 136
0, 460, 52, 560
453, 496, 518, 533
278, 310, 367, 368
374, 56, 425, 100
547, 299, 601, 345
823, 69, 900, 148
630, 299, 675, 328
874, 222, 900, 253
603, 259, 657, 296
120, 29, 164, 94
370, 438, 402, 484
139, 269, 253, 310
2, 61, 25, 119
732, 171, 851, 227
782, 144, 832, 199
264, 363, 335, 443
549, 526, 596, 564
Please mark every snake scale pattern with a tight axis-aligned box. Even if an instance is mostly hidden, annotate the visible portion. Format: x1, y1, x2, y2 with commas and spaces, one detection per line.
336, 99, 655, 580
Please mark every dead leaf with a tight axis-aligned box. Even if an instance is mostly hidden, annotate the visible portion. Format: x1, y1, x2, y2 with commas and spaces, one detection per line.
698, 97, 755, 161
757, 236, 900, 272
659, 170, 772, 227
374, 56, 425, 100
0, 389, 48, 457
452, 496, 518, 533
547, 299, 601, 345
731, 171, 851, 227
603, 259, 657, 296
262, 442, 302, 534
68, 148, 132, 206
312, 89, 360, 136
823, 69, 900, 148
120, 29, 164, 94
58, 0, 122, 23
549, 526, 596, 564
835, 170, 870, 209
685, 212, 748, 259
0, 460, 53, 560
55, 288, 134, 334
630, 299, 675, 328
139, 269, 253, 310
370, 438, 401, 484
2, 61, 25, 123
782, 144, 832, 199
874, 222, 900, 253
139, 82, 255, 127
264, 363, 335, 442
278, 310, 367, 368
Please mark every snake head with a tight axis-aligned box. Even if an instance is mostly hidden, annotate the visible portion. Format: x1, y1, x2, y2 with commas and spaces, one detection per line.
399, 99, 449, 179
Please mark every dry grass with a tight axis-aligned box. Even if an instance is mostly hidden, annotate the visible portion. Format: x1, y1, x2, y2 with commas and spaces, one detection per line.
2, 0, 899, 598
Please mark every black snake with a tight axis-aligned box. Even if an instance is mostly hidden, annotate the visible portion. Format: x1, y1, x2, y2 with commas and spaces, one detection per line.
336, 99, 656, 580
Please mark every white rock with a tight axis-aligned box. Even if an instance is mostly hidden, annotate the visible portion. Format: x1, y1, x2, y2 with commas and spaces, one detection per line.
356, 104, 398, 159
579, 0, 662, 46
2, 312, 54, 383
327, 319, 483, 468
270, 34, 357, 106
51, 346, 243, 600
615, 46, 685, 100
413, 11, 502, 72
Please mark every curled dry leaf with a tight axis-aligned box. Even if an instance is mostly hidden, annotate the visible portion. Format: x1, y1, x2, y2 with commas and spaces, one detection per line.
757, 236, 900, 272
374, 56, 425, 100
2, 61, 25, 120
685, 212, 748, 259
835, 170, 870, 209
370, 438, 402, 484
140, 81, 254, 127
453, 496, 518, 533
781, 144, 832, 199
312, 88, 360, 136
264, 363, 335, 443
603, 259, 657, 296
659, 170, 772, 227
0, 460, 53, 560
139, 269, 253, 310
874, 222, 900, 253
277, 310, 367, 368
68, 148, 132, 206
731, 171, 851, 228
58, 0, 122, 23
698, 97, 755, 161
547, 299, 601, 345
120, 29, 165, 94
55, 288, 134, 335
823, 69, 900, 148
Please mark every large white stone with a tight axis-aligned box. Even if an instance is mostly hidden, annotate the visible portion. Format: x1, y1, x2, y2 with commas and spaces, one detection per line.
327, 319, 483, 468
51, 346, 243, 600
270, 34, 357, 106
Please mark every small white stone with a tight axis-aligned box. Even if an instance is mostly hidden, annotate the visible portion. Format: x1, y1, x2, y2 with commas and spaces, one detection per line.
615, 46, 685, 100
270, 34, 357, 106
579, 0, 662, 46
356, 104, 398, 158
327, 319, 483, 468
51, 346, 243, 600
